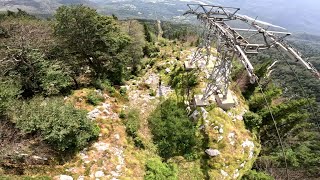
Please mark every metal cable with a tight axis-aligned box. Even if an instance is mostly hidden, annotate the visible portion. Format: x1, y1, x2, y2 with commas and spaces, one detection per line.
256, 80, 289, 180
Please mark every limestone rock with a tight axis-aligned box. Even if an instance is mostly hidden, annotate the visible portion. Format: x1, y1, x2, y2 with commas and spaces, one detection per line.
58, 175, 73, 180
87, 108, 101, 120
165, 68, 171, 74
93, 142, 109, 152
77, 176, 84, 180
189, 110, 199, 120
233, 169, 240, 179
228, 132, 236, 146
95, 171, 105, 178
205, 149, 221, 157
219, 127, 224, 134
220, 170, 229, 177
236, 115, 243, 121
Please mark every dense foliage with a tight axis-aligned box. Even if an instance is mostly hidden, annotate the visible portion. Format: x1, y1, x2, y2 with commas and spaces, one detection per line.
240, 56, 319, 178
148, 99, 199, 159
12, 97, 99, 151
54, 5, 131, 84
123, 109, 144, 148
144, 158, 178, 180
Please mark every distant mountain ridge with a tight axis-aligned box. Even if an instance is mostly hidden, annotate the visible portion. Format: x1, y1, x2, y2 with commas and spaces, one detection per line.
0, 0, 96, 14
1, 0, 320, 35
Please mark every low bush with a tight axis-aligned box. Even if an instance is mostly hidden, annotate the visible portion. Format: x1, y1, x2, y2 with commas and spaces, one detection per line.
0, 79, 20, 114
120, 87, 127, 96
145, 158, 178, 180
12, 97, 99, 151
148, 99, 200, 159
149, 89, 156, 96
143, 43, 160, 58
243, 111, 263, 134
123, 109, 144, 148
86, 90, 105, 106
242, 170, 274, 180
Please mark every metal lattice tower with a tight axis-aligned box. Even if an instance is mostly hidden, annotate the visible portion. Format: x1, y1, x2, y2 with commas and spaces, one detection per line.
184, 4, 320, 106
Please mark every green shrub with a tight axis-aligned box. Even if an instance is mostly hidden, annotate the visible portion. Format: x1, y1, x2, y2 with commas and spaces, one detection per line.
0, 79, 20, 114
145, 158, 178, 180
148, 99, 200, 159
123, 109, 144, 148
243, 111, 263, 134
124, 109, 140, 137
149, 89, 156, 96
12, 97, 99, 151
120, 87, 127, 96
119, 110, 126, 119
40, 61, 73, 96
93, 79, 116, 96
86, 90, 105, 106
143, 43, 160, 58
242, 170, 274, 180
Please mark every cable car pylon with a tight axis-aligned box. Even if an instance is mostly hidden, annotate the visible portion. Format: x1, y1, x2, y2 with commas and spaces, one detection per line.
183, 4, 320, 110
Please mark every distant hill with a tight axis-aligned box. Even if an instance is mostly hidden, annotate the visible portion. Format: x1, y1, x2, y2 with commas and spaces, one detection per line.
0, 0, 96, 14
89, 0, 320, 36
1, 0, 320, 35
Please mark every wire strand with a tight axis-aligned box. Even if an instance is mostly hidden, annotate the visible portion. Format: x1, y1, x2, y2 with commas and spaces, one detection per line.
256, 80, 289, 180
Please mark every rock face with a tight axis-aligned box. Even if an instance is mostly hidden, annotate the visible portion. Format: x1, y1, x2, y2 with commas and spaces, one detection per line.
205, 149, 221, 157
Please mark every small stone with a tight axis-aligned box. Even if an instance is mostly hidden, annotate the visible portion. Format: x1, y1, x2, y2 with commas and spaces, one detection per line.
102, 103, 110, 109
103, 109, 110, 115
220, 170, 228, 177
95, 89, 103, 97
111, 171, 120, 177
236, 115, 243, 121
93, 142, 109, 152
205, 149, 221, 157
240, 161, 246, 168
116, 165, 122, 171
87, 108, 101, 120
58, 175, 73, 180
219, 127, 224, 134
165, 68, 171, 74
233, 169, 240, 179
217, 135, 223, 142
114, 134, 120, 140
228, 132, 236, 145
77, 176, 84, 180
186, 106, 192, 115
95, 171, 105, 178
32, 155, 48, 161
189, 110, 199, 120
